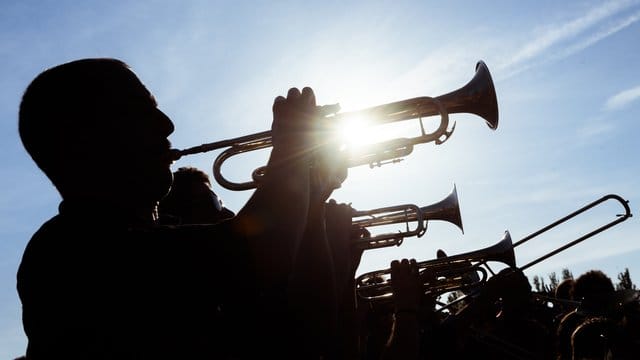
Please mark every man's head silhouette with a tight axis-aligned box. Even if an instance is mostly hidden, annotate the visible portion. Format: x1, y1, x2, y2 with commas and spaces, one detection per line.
19, 58, 175, 210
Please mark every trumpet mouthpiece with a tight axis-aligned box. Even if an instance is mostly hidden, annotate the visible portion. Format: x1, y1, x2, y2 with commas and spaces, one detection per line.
169, 149, 182, 161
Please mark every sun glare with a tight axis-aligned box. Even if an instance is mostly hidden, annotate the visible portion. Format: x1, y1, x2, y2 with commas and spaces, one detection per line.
335, 115, 373, 146
312, 59, 426, 168
333, 112, 429, 149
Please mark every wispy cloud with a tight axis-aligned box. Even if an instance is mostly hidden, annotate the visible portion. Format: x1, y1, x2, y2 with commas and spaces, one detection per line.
575, 119, 615, 143
604, 84, 640, 110
551, 9, 640, 61
500, 0, 640, 78
509, 0, 635, 64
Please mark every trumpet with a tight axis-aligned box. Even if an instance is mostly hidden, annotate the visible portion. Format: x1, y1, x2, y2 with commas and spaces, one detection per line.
356, 194, 632, 302
356, 231, 515, 302
173, 61, 499, 191
351, 184, 463, 250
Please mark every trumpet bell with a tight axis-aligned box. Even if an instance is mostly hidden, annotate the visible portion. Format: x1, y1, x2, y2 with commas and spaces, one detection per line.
481, 230, 516, 268
351, 184, 465, 250
424, 230, 515, 272
437, 60, 499, 130
421, 184, 464, 234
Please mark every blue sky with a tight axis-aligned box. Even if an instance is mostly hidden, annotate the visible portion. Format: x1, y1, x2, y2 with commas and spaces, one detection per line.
1, 0, 639, 357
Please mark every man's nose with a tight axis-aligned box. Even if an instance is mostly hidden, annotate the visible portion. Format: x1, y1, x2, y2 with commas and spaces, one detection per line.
157, 109, 175, 136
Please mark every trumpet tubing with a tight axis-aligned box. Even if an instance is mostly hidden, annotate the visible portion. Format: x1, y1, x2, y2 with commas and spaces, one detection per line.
173, 61, 499, 191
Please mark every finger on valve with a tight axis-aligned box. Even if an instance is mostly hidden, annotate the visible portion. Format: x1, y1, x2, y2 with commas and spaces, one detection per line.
391, 259, 421, 313
271, 86, 318, 152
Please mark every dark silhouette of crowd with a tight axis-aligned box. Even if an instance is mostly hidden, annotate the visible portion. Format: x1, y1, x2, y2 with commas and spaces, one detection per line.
15, 58, 638, 359
371, 266, 640, 359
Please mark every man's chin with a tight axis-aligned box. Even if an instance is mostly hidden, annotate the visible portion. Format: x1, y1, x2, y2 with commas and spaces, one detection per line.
155, 171, 174, 200
127, 169, 173, 204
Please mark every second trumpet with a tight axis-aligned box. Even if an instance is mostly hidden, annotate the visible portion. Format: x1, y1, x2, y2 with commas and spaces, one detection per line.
351, 185, 464, 250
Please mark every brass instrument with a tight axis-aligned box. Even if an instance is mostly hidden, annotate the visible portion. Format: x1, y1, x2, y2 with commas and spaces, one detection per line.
173, 61, 499, 191
513, 194, 631, 271
356, 231, 515, 301
352, 184, 463, 250
356, 194, 632, 303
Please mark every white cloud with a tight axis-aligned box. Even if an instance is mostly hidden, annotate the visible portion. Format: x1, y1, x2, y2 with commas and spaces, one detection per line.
512, 0, 634, 62
605, 84, 640, 110
500, 0, 640, 78
552, 9, 640, 60
576, 121, 615, 141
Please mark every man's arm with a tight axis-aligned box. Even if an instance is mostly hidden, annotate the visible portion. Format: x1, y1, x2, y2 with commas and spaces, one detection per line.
232, 87, 323, 290
383, 259, 422, 360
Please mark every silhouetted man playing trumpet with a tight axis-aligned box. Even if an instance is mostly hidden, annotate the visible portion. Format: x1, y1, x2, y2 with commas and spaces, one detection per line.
17, 58, 349, 359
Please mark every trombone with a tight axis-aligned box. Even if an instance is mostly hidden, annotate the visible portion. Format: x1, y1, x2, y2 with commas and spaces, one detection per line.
351, 184, 463, 250
172, 61, 499, 191
356, 194, 632, 303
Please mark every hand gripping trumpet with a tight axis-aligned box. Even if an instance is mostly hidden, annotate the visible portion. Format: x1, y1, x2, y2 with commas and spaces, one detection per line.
356, 194, 632, 303
351, 185, 463, 250
172, 61, 499, 190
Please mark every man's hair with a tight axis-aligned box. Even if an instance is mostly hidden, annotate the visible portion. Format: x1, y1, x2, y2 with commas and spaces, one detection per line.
571, 270, 614, 301
172, 167, 212, 188
555, 279, 575, 300
19, 58, 130, 191
159, 167, 212, 213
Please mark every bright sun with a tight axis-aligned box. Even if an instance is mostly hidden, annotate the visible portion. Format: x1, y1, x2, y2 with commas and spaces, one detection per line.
335, 115, 375, 146
327, 109, 431, 170
333, 111, 426, 148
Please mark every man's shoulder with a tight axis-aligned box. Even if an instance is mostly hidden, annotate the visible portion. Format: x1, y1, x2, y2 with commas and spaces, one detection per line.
17, 211, 119, 277
17, 214, 71, 292
20, 211, 99, 253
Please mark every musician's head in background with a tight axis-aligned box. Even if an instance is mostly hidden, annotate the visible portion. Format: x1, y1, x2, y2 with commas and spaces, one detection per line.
19, 58, 175, 221
572, 270, 615, 316
159, 166, 235, 224
496, 268, 532, 316
556, 279, 576, 300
